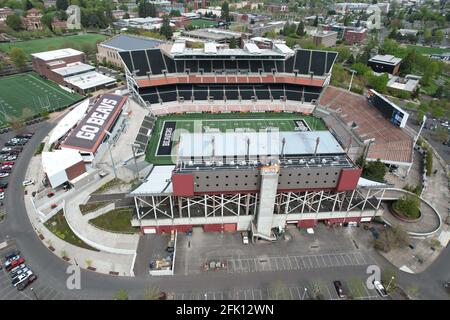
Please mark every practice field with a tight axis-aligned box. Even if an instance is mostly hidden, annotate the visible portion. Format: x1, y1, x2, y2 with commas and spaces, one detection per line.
145, 112, 327, 165
0, 72, 83, 126
0, 34, 107, 57
405, 45, 449, 56
189, 19, 217, 28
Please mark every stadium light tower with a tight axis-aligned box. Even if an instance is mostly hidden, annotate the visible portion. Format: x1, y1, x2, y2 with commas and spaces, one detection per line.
131, 143, 141, 180
348, 69, 356, 91
104, 130, 117, 178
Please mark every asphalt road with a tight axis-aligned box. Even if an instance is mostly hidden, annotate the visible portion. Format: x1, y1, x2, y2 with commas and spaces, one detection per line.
0, 121, 449, 300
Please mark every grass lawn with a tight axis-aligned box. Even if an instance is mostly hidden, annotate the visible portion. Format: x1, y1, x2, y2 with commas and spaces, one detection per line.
189, 19, 217, 28
0, 34, 107, 58
145, 112, 327, 165
0, 72, 83, 126
89, 208, 138, 234
92, 178, 126, 194
346, 278, 368, 299
79, 201, 110, 215
44, 210, 98, 251
405, 45, 449, 55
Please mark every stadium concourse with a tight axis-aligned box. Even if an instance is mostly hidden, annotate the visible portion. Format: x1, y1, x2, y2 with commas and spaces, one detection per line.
319, 86, 413, 174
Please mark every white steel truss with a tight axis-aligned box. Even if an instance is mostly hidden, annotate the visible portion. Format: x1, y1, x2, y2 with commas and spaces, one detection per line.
133, 188, 385, 222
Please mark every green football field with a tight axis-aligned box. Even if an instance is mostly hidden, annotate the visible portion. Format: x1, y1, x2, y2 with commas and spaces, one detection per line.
0, 72, 83, 126
0, 34, 107, 57
146, 112, 327, 165
189, 19, 217, 28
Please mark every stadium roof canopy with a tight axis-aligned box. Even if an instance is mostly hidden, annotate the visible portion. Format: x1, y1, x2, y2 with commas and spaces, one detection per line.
130, 165, 174, 196
31, 48, 84, 61
177, 131, 344, 158
49, 98, 90, 145
99, 34, 163, 51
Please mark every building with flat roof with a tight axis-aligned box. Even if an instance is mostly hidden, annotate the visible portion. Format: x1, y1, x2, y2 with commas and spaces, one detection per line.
97, 34, 164, 68
368, 54, 402, 75
312, 30, 338, 48
60, 93, 127, 161
42, 149, 86, 188
387, 75, 420, 93
344, 28, 367, 45
32, 48, 116, 94
248, 21, 286, 37
180, 28, 244, 46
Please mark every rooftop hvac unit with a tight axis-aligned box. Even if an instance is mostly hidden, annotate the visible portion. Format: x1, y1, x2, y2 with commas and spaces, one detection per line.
309, 159, 315, 164
217, 161, 223, 166
230, 160, 235, 165
188, 161, 193, 166
299, 159, 305, 164
322, 158, 327, 164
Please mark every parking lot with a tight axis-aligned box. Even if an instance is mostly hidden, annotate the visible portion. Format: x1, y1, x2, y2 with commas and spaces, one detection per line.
225, 251, 369, 274
173, 279, 385, 300
175, 224, 374, 276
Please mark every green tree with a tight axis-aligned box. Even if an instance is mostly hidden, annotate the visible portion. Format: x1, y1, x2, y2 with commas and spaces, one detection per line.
296, 20, 305, 36
5, 13, 23, 31
393, 195, 420, 219
56, 0, 68, 11
229, 37, 236, 49
313, 15, 318, 27
362, 159, 387, 182
159, 17, 173, 40
143, 286, 162, 300
434, 30, 444, 43
41, 12, 54, 31
435, 125, 449, 143
221, 1, 230, 22
113, 289, 129, 300
9, 47, 27, 69
23, 0, 32, 10
423, 29, 432, 44
138, 1, 156, 18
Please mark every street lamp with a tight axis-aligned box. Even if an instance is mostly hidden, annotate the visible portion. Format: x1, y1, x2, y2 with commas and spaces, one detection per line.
30, 287, 39, 300
131, 143, 141, 180
386, 276, 395, 292
104, 130, 117, 179
348, 69, 356, 92
302, 287, 308, 300
204, 293, 207, 300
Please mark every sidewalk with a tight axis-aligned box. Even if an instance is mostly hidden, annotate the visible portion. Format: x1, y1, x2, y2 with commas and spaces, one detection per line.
24, 134, 139, 276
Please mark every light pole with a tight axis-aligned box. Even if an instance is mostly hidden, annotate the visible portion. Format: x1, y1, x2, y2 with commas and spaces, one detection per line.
302, 287, 308, 300
131, 143, 140, 180
104, 130, 117, 179
348, 69, 356, 92
386, 276, 395, 292
204, 293, 207, 300
30, 287, 39, 300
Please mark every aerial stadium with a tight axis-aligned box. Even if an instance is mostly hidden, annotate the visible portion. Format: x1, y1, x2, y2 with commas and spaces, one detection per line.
111, 39, 407, 240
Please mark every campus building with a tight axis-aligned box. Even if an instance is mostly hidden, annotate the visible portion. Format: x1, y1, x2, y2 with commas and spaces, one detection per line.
368, 54, 402, 75
31, 48, 116, 94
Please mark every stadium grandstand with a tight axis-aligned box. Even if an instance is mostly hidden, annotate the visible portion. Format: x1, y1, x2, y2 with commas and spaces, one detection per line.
116, 40, 392, 239
319, 86, 413, 175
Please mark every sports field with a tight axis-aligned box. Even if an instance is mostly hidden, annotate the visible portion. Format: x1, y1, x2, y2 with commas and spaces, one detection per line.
145, 112, 327, 165
0, 72, 83, 126
189, 19, 217, 28
0, 34, 107, 57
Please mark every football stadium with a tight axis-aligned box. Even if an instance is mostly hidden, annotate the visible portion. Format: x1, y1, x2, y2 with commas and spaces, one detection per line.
112, 39, 412, 239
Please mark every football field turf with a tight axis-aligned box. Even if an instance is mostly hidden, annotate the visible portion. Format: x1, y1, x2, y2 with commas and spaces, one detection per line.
145, 112, 327, 165
0, 72, 83, 126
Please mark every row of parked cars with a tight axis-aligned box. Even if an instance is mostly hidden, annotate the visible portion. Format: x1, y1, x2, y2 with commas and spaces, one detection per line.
333, 280, 388, 299
2, 250, 38, 291
0, 132, 34, 190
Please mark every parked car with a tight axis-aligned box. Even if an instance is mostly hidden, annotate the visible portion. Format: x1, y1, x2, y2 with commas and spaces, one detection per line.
5, 256, 25, 271
47, 192, 55, 198
373, 280, 388, 297
3, 161, 14, 166
1, 147, 12, 152
11, 267, 30, 279
0, 173, 10, 178
333, 280, 347, 299
242, 231, 249, 244
0, 182, 8, 189
22, 180, 35, 186
12, 270, 33, 287
6, 156, 17, 161
4, 250, 20, 260
0, 193, 5, 200
10, 263, 27, 277
17, 274, 37, 291
369, 227, 379, 239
